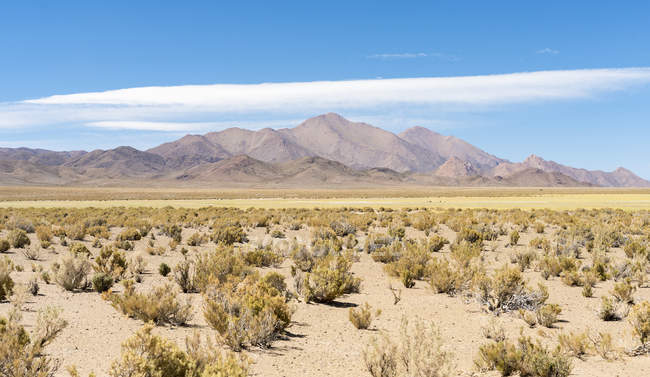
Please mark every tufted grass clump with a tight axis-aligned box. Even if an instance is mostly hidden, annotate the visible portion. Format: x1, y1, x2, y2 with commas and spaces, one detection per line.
349, 302, 380, 330
296, 254, 361, 303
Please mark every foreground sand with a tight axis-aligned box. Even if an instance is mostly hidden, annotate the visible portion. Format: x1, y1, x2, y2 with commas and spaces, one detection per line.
1, 221, 649, 376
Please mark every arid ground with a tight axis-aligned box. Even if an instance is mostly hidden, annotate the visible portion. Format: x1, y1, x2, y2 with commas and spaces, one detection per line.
1, 188, 649, 376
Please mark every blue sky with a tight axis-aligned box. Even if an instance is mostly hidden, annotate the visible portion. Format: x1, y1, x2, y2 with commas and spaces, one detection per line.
1, 1, 650, 178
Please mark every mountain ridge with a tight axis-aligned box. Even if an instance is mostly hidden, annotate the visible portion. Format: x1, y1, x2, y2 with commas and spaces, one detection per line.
0, 113, 648, 187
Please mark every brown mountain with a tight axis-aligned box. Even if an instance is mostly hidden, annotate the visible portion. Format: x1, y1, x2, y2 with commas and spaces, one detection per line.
63, 146, 167, 179
1, 113, 648, 187
435, 157, 479, 178
399, 127, 504, 172
147, 134, 230, 168
490, 154, 650, 187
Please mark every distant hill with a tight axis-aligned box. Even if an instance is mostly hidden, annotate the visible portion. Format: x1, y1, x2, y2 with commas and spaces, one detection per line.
1, 113, 648, 187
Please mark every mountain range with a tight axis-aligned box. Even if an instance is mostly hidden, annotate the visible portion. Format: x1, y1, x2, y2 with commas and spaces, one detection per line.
1, 113, 648, 187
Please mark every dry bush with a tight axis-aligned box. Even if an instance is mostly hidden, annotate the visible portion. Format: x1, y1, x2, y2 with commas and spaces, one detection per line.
629, 301, 650, 346
558, 331, 592, 360
428, 257, 460, 295
475, 265, 548, 314
21, 246, 41, 261
363, 317, 454, 377
212, 225, 248, 245
94, 245, 128, 281
117, 227, 141, 241
481, 318, 506, 342
598, 296, 628, 321
66, 223, 87, 241
297, 254, 360, 303
53, 253, 91, 291
0, 306, 67, 377
509, 230, 520, 246
35, 225, 52, 242
193, 248, 250, 293
475, 336, 572, 377
536, 304, 562, 328
8, 228, 30, 248
174, 258, 197, 293
588, 332, 619, 360
69, 242, 91, 256
0, 257, 14, 301
349, 302, 379, 330
243, 245, 283, 267
109, 280, 193, 326
426, 234, 448, 252
385, 241, 431, 288
203, 274, 292, 350
0, 239, 9, 253
187, 232, 205, 246
108, 323, 248, 377
611, 279, 636, 304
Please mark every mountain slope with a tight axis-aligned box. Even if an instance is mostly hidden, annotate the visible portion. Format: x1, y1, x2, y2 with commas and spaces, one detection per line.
490, 154, 650, 187
399, 127, 504, 172
147, 134, 230, 168
64, 146, 167, 178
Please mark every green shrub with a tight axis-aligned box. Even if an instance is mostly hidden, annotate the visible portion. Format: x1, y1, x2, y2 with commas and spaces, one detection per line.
0, 239, 10, 253
92, 272, 114, 293
94, 246, 128, 280
159, 262, 171, 277
8, 229, 30, 248
0, 258, 14, 301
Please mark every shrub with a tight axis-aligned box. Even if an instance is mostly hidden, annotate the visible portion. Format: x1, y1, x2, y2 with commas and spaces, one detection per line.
94, 246, 128, 280
629, 301, 650, 346
271, 229, 285, 239
243, 246, 283, 267
118, 227, 141, 241
349, 302, 378, 330
69, 242, 91, 256
624, 240, 647, 258
212, 225, 248, 245
174, 258, 197, 293
330, 220, 356, 237
558, 331, 591, 360
363, 317, 453, 377
35, 225, 52, 242
92, 272, 114, 293
8, 229, 30, 248
193, 248, 250, 292
0, 258, 14, 301
428, 257, 460, 295
203, 274, 292, 350
475, 265, 548, 313
475, 336, 572, 377
536, 304, 562, 328
427, 234, 448, 252
611, 279, 636, 304
0, 239, 9, 253
535, 222, 545, 234
28, 277, 39, 296
457, 227, 482, 244
598, 296, 626, 321
108, 323, 249, 377
109, 280, 193, 326
159, 262, 171, 277
363, 333, 397, 377
21, 246, 41, 261
66, 223, 87, 240
53, 253, 91, 291
0, 306, 66, 376
298, 254, 361, 303
186, 232, 204, 246
510, 230, 520, 246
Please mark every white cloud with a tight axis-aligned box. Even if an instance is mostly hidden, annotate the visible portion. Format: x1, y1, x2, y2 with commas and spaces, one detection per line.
536, 48, 559, 55
367, 52, 459, 61
86, 119, 305, 132
1, 67, 648, 132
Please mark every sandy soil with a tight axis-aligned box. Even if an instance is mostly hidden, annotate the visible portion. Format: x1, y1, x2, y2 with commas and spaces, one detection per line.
1, 224, 649, 376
